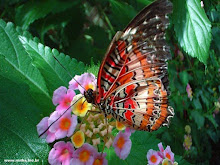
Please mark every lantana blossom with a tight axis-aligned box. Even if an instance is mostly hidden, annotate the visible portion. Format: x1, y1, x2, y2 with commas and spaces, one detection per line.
147, 149, 162, 165
69, 73, 97, 94
163, 146, 174, 163
93, 152, 108, 165
116, 121, 126, 131
183, 135, 192, 151
49, 111, 77, 139
157, 142, 164, 158
71, 130, 85, 148
72, 94, 92, 117
37, 117, 56, 143
147, 143, 177, 165
71, 143, 96, 165
48, 141, 74, 165
112, 130, 132, 160
162, 158, 172, 165
186, 83, 193, 101
52, 86, 75, 112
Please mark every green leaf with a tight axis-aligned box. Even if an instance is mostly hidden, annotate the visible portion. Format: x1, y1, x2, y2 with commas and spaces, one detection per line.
0, 19, 51, 109
0, 76, 50, 163
175, 155, 192, 165
105, 132, 160, 165
87, 60, 100, 77
15, 0, 79, 29
0, 19, 55, 164
19, 36, 86, 96
205, 114, 218, 129
173, 0, 212, 64
179, 71, 190, 86
191, 110, 205, 129
192, 97, 202, 110
109, 0, 137, 30
206, 129, 220, 143
136, 0, 154, 6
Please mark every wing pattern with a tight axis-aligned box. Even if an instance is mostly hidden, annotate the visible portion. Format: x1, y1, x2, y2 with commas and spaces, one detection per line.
96, 0, 174, 131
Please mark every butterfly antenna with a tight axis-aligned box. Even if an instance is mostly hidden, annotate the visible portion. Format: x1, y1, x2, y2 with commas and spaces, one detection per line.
39, 95, 83, 137
52, 55, 86, 90
81, 99, 87, 110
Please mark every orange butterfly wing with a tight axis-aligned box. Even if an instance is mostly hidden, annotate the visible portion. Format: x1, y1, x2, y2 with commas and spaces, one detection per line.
96, 0, 174, 131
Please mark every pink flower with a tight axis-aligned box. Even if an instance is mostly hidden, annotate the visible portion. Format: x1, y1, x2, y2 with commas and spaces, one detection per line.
157, 142, 164, 158
49, 111, 77, 139
163, 146, 174, 163
186, 83, 193, 101
125, 127, 135, 135
158, 142, 164, 152
69, 73, 96, 94
68, 75, 81, 90
52, 86, 75, 112
48, 141, 74, 165
93, 152, 108, 165
112, 131, 132, 160
71, 143, 96, 165
147, 149, 162, 165
36, 117, 55, 143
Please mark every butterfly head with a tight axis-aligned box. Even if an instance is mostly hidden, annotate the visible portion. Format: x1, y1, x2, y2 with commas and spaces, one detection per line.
84, 88, 95, 104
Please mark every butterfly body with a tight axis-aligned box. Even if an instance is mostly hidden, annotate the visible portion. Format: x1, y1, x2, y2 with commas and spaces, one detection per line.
85, 0, 174, 132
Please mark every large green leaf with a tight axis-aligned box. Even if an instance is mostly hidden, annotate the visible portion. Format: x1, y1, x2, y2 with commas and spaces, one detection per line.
19, 36, 85, 96
0, 19, 52, 163
173, 0, 212, 64
0, 76, 50, 164
15, 0, 79, 29
0, 19, 51, 109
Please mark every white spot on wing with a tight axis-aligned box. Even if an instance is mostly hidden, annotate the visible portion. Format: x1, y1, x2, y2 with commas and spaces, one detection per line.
130, 28, 137, 35
163, 46, 166, 51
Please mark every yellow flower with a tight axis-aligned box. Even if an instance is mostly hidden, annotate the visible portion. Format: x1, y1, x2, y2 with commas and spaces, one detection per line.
162, 158, 172, 165
116, 121, 125, 131
72, 94, 92, 117
71, 131, 85, 148
185, 125, 191, 134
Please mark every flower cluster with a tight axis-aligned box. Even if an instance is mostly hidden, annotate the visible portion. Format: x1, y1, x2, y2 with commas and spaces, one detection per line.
186, 83, 193, 101
183, 125, 192, 151
37, 73, 134, 164
146, 143, 178, 165
213, 100, 220, 118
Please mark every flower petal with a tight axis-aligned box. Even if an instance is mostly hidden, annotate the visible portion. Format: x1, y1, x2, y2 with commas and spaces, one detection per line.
46, 132, 56, 143
52, 86, 67, 105
37, 117, 49, 138
67, 115, 78, 137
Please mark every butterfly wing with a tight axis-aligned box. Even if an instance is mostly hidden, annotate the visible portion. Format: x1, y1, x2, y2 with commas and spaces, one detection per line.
109, 78, 174, 131
96, 0, 174, 131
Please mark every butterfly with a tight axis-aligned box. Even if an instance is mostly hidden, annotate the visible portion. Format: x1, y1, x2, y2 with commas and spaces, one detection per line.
84, 0, 174, 132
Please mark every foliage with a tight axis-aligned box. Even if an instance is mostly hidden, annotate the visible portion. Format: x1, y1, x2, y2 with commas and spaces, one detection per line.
0, 0, 219, 164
